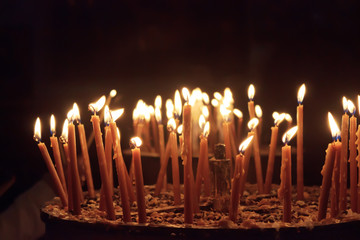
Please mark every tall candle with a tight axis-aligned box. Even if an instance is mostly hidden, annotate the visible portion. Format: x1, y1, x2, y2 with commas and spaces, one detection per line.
339, 97, 349, 211
60, 119, 73, 210
296, 83, 305, 200
220, 105, 232, 166
89, 96, 115, 220
104, 106, 114, 196
34, 118, 68, 208
130, 137, 147, 223
229, 136, 254, 222
255, 105, 263, 142
348, 100, 357, 212
330, 141, 341, 217
169, 119, 181, 205
50, 115, 67, 196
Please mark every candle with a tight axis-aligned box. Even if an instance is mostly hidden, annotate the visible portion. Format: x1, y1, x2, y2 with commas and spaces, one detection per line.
104, 106, 114, 196
318, 112, 340, 221
89, 96, 115, 220
279, 126, 298, 222
60, 119, 73, 210
72, 103, 95, 199
296, 83, 306, 200
255, 105, 263, 142
50, 114, 67, 196
330, 140, 341, 217
130, 137, 147, 223
168, 118, 181, 205
339, 97, 349, 211
229, 135, 254, 222
233, 109, 243, 145
34, 118, 68, 208
182, 87, 194, 224
264, 113, 285, 193
348, 99, 357, 212
220, 105, 232, 163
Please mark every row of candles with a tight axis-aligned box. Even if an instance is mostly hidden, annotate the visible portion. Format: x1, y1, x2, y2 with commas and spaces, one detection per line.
33, 84, 360, 224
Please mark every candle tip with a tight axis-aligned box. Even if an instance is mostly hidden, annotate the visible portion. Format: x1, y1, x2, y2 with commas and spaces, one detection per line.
130, 137, 142, 149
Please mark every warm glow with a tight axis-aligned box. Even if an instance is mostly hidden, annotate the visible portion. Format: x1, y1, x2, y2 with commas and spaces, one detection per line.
155, 95, 162, 109
233, 109, 243, 118
199, 115, 206, 129
255, 105, 262, 118
88, 95, 106, 113
202, 121, 210, 138
167, 118, 177, 132
155, 107, 162, 123
61, 119, 69, 143
342, 96, 348, 112
274, 112, 286, 126
202, 92, 209, 105
148, 106, 155, 115
192, 88, 203, 101
182, 87, 190, 103
247, 118, 259, 131
117, 127, 121, 140
347, 99, 356, 115
224, 88, 233, 103
144, 106, 151, 122
211, 99, 219, 107
328, 112, 340, 140
34, 117, 41, 142
104, 105, 111, 125
285, 113, 292, 122
166, 99, 174, 119
110, 108, 124, 122
220, 104, 231, 122
202, 106, 209, 119
50, 114, 56, 135
73, 103, 80, 122
239, 135, 254, 153
174, 90, 182, 117
282, 126, 298, 144
136, 100, 146, 120
177, 124, 183, 135
214, 92, 222, 101
248, 84, 255, 100
110, 89, 117, 98
130, 137, 142, 149
297, 84, 306, 104
67, 109, 74, 122
272, 111, 279, 119
133, 108, 139, 121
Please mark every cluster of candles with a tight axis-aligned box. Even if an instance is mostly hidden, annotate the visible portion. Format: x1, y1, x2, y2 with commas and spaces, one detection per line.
33, 84, 360, 224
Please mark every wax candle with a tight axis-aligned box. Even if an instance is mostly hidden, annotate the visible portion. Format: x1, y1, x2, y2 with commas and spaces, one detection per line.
330, 140, 341, 217
279, 126, 297, 222
89, 96, 115, 220
50, 114, 67, 196
296, 83, 306, 200
229, 135, 254, 222
60, 119, 73, 210
168, 119, 181, 205
233, 109, 243, 146
264, 113, 285, 193
34, 118, 68, 208
318, 112, 340, 221
130, 137, 147, 223
220, 105, 232, 163
348, 100, 357, 212
104, 106, 114, 196
339, 97, 349, 211
255, 105, 263, 142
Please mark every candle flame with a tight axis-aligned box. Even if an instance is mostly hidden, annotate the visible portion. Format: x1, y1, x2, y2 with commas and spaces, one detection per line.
248, 84, 255, 100
239, 135, 254, 154
110, 108, 124, 122
190, 88, 202, 106
67, 109, 74, 123
274, 112, 286, 126
247, 118, 259, 131
60, 119, 69, 143
347, 99, 356, 115
177, 124, 183, 135
202, 106, 209, 119
272, 111, 279, 119
88, 95, 106, 113
144, 106, 151, 122
282, 126, 298, 144
155, 107, 162, 123
255, 105, 262, 118
130, 137, 142, 149
72, 103, 81, 122
233, 108, 243, 118
202, 92, 209, 105
214, 92, 222, 101
342, 96, 348, 113
220, 104, 231, 122
136, 100, 146, 121
297, 84, 306, 104
224, 88, 233, 104
328, 112, 340, 140
202, 121, 210, 138
182, 87, 190, 103
211, 99, 219, 107
155, 95, 162, 109
104, 105, 111, 125
167, 118, 177, 132
34, 117, 41, 142
148, 105, 155, 115
174, 90, 182, 118
285, 113, 292, 123
50, 114, 56, 135
110, 89, 117, 98
199, 115, 206, 129
133, 108, 139, 121
166, 99, 174, 120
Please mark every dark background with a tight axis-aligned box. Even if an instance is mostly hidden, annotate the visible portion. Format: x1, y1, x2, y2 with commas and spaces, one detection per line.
1, 0, 360, 211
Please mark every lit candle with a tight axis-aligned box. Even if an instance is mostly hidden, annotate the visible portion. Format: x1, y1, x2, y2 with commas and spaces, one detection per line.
278, 126, 298, 222
104, 106, 114, 196
130, 137, 147, 223
255, 105, 263, 141
339, 97, 349, 211
348, 99, 357, 212
60, 119, 73, 210
168, 118, 181, 205
220, 104, 232, 164
296, 83, 306, 200
50, 114, 67, 196
264, 113, 285, 193
331, 139, 341, 217
72, 103, 95, 199
318, 112, 339, 221
89, 96, 115, 220
34, 118, 68, 208
178, 125, 184, 151
229, 135, 254, 222
233, 108, 243, 145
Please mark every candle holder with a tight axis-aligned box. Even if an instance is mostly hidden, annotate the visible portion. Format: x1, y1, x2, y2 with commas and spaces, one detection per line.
209, 144, 231, 212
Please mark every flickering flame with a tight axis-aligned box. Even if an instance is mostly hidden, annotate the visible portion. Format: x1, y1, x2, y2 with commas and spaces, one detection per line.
328, 112, 340, 140
214, 92, 222, 101
166, 99, 174, 119
110, 89, 117, 98
104, 105, 111, 125
220, 104, 231, 122
239, 135, 254, 153
182, 87, 190, 103
148, 106, 155, 115
247, 118, 259, 131
130, 137, 142, 149
274, 112, 286, 126
348, 99, 356, 115
342, 96, 348, 112
50, 114, 56, 135
136, 100, 146, 120
67, 109, 74, 122
73, 103, 81, 122
248, 84, 255, 100
155, 107, 162, 123
202, 121, 210, 138
34, 117, 41, 142
282, 126, 298, 144
174, 90, 182, 117
199, 115, 206, 129
224, 88, 233, 103
255, 105, 262, 118
192, 88, 203, 101
211, 99, 219, 107
61, 119, 69, 143
272, 111, 279, 119
233, 109, 243, 118
202, 106, 209, 119
177, 124, 183, 135
155, 95, 162, 109
202, 92, 209, 105
88, 95, 106, 113
167, 118, 176, 132
297, 84, 306, 104
144, 106, 151, 122
133, 108, 139, 121
110, 108, 124, 122
285, 113, 292, 122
